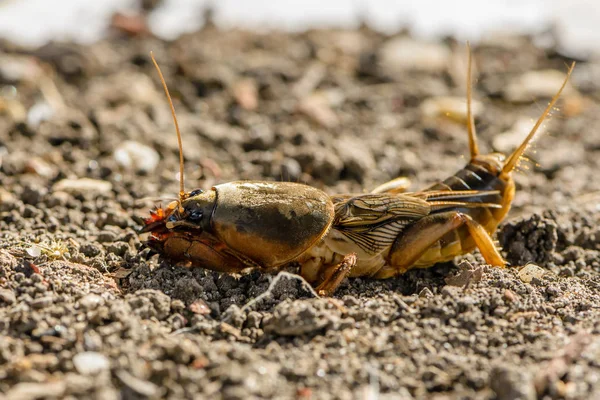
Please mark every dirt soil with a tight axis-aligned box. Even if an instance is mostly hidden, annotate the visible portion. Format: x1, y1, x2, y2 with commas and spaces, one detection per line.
1, 20, 600, 400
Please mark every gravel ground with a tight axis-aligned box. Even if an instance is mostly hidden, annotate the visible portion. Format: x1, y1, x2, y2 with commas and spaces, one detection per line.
1, 15, 600, 400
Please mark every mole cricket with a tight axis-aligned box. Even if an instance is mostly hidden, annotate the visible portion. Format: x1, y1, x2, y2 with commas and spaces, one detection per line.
142, 47, 575, 295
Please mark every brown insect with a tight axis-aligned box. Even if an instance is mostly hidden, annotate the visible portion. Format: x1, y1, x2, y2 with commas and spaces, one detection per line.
142, 48, 574, 295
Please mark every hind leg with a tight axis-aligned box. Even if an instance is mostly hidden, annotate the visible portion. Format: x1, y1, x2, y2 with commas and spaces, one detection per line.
375, 211, 505, 279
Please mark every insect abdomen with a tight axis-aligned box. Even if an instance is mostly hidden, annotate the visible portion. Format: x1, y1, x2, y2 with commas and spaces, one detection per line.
428, 164, 512, 222
416, 163, 515, 264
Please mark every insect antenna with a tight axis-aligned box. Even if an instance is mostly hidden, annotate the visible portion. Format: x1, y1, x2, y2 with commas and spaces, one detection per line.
466, 41, 479, 159
502, 62, 575, 175
150, 51, 186, 212
513, 154, 539, 174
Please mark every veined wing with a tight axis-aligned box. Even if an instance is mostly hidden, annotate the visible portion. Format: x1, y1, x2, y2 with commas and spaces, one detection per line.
331, 191, 501, 256
332, 193, 431, 255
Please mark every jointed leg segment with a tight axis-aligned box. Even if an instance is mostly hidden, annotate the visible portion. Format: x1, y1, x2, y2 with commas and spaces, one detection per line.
375, 211, 505, 279
314, 253, 357, 296
371, 177, 412, 194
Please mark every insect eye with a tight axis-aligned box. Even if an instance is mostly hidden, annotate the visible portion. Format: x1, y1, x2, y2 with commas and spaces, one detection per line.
188, 210, 202, 223
167, 214, 178, 223
190, 189, 204, 197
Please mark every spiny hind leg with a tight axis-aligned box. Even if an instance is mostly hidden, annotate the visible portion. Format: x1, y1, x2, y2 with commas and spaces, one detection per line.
375, 211, 505, 279
461, 215, 506, 267
306, 253, 357, 296
371, 177, 412, 194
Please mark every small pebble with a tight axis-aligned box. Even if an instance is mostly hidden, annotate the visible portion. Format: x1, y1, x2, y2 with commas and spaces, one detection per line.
490, 365, 536, 400
97, 231, 118, 243
504, 289, 518, 303
27, 101, 55, 128
25, 245, 42, 257
22, 204, 42, 218
79, 294, 104, 310
0, 289, 16, 305
420, 96, 483, 123
117, 370, 159, 397
298, 90, 342, 128
280, 157, 302, 181
189, 299, 211, 315
114, 140, 160, 174
4, 381, 67, 400
73, 352, 110, 376
245, 311, 262, 329
0, 54, 43, 82
223, 305, 245, 329
232, 78, 258, 110
80, 243, 103, 257
21, 185, 47, 205
244, 124, 274, 151
337, 137, 376, 183
518, 264, 547, 283
0, 188, 18, 211
31, 296, 53, 309
53, 178, 112, 195
379, 38, 450, 77
106, 242, 129, 257
44, 191, 70, 208
504, 70, 575, 103
24, 157, 56, 178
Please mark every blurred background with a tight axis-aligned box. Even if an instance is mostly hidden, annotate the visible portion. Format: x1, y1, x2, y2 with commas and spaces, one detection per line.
0, 0, 599, 58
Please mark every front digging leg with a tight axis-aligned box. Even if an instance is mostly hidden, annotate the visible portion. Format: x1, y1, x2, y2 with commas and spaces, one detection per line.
313, 253, 357, 296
